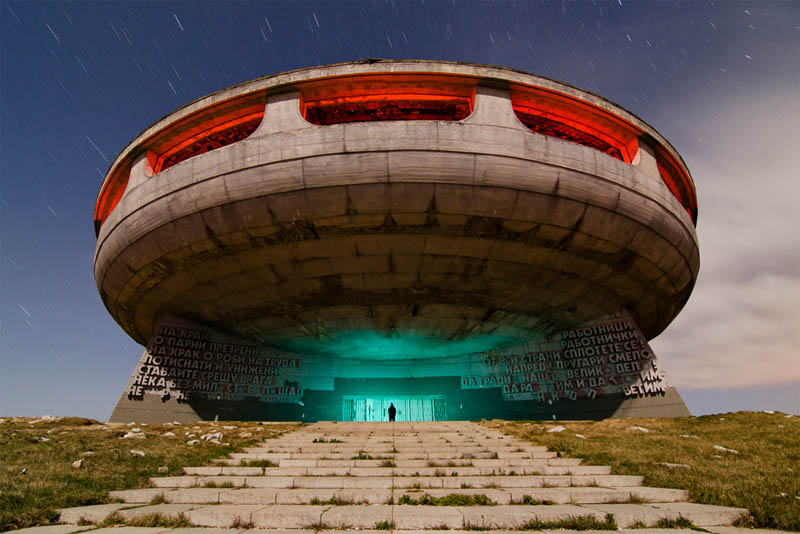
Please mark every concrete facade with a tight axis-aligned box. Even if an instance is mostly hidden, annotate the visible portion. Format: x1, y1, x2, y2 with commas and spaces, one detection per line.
96, 60, 698, 422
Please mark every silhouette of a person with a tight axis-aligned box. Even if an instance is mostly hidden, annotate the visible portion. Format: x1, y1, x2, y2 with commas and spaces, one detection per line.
388, 403, 396, 422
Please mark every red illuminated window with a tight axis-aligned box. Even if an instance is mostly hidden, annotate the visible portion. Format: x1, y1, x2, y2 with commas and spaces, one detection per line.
94, 93, 266, 234
154, 114, 263, 173
300, 74, 477, 125
656, 148, 698, 224
513, 111, 624, 161
511, 85, 639, 164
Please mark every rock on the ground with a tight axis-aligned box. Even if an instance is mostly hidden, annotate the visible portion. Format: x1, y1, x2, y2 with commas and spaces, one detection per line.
629, 425, 650, 433
659, 462, 691, 470
546, 426, 566, 433
72, 459, 84, 469
163, 432, 176, 437
129, 450, 145, 457
187, 439, 199, 445
713, 445, 739, 454
158, 466, 169, 473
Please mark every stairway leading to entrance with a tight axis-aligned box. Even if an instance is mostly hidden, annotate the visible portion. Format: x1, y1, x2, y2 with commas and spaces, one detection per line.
56, 421, 748, 530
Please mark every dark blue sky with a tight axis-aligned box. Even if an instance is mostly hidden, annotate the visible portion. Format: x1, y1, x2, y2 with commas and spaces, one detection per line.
2, 1, 797, 419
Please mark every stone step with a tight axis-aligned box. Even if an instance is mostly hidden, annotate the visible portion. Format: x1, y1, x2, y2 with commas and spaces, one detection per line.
228, 450, 559, 460
51, 421, 751, 532
149, 473, 643, 489
110, 485, 688, 505
182, 464, 610, 476
212, 456, 582, 467
58, 502, 748, 529
246, 445, 550, 453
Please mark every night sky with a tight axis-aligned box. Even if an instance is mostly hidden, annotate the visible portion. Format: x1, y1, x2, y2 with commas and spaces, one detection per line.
1, 1, 797, 420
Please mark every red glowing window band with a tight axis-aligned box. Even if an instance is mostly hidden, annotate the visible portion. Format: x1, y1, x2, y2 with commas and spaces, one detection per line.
510, 85, 695, 224
93, 94, 266, 234
513, 111, 625, 161
300, 74, 476, 125
95, 72, 697, 236
656, 148, 698, 224
154, 113, 264, 173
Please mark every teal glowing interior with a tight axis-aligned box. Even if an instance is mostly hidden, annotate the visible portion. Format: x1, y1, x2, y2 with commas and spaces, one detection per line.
270, 330, 524, 360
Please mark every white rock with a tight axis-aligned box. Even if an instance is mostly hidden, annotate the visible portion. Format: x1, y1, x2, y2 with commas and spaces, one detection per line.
186, 439, 199, 445
546, 426, 566, 433
209, 439, 222, 445
131, 427, 142, 433
679, 434, 699, 439
163, 432, 176, 437
187, 433, 196, 439
42, 415, 57, 421
129, 449, 145, 457
255, 428, 264, 432
72, 459, 84, 469
713, 445, 739, 454
121, 431, 146, 439
223, 425, 238, 430
778, 425, 784, 428
172, 421, 181, 425
659, 462, 691, 470
629, 425, 650, 433
238, 432, 252, 438
81, 451, 94, 456
37, 437, 50, 442
574, 434, 586, 439
158, 466, 169, 473
127, 422, 136, 427
763, 410, 775, 414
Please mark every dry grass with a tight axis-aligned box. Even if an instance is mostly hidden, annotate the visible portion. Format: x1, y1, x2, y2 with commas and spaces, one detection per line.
0, 416, 295, 531
484, 411, 799, 530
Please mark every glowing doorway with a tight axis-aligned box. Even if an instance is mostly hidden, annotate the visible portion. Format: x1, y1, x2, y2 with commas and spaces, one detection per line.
342, 396, 447, 422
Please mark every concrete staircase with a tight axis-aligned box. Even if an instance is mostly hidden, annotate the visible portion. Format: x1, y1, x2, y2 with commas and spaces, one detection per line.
57, 421, 747, 531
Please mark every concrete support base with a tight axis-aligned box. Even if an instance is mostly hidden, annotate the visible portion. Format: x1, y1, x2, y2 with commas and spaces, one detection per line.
109, 312, 689, 423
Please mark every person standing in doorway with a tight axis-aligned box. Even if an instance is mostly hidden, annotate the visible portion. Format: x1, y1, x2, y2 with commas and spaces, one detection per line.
388, 403, 396, 422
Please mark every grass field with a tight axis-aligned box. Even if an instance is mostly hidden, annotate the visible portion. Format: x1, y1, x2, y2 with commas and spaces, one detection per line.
484, 411, 799, 531
0, 417, 296, 532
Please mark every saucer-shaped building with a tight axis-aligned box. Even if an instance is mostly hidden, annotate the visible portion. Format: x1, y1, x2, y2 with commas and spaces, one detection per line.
97, 60, 698, 422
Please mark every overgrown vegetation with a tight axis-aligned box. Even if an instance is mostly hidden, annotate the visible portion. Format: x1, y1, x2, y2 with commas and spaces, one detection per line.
484, 411, 799, 531
0, 416, 294, 531
239, 458, 276, 468
398, 492, 496, 506
518, 513, 618, 530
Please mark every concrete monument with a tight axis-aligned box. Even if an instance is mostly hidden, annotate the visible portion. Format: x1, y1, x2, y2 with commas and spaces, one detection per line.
93, 60, 698, 422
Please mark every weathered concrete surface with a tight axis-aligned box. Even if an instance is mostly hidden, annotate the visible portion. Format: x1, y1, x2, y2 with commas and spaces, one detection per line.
94, 61, 698, 353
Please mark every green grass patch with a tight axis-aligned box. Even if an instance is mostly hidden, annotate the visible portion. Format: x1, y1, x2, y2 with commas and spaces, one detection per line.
0, 417, 295, 531
398, 493, 496, 506
239, 459, 277, 467
486, 411, 799, 530
373, 520, 395, 530
518, 513, 617, 530
309, 496, 364, 505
